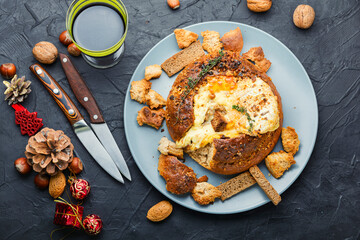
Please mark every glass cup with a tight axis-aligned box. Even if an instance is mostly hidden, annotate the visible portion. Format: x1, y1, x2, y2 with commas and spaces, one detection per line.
66, 0, 128, 69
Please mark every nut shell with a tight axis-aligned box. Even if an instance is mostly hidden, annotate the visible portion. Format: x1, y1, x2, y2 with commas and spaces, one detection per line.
34, 174, 50, 189
0, 63, 16, 79
293, 4, 315, 29
167, 0, 180, 9
146, 200, 173, 222
247, 0, 272, 12
14, 157, 31, 174
68, 157, 83, 174
59, 30, 72, 46
49, 171, 66, 198
32, 41, 58, 64
67, 43, 81, 57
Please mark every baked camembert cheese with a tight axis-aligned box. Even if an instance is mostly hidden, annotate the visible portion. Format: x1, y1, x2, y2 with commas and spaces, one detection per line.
176, 75, 280, 151
166, 51, 283, 175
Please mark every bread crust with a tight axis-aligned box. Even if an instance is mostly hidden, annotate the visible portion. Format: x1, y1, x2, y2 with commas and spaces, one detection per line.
166, 51, 283, 175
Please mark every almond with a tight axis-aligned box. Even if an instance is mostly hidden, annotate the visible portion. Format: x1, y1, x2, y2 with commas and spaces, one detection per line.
146, 200, 173, 222
49, 171, 66, 198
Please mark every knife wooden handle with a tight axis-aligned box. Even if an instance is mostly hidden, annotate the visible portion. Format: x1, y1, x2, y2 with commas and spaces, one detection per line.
29, 64, 83, 125
59, 53, 105, 124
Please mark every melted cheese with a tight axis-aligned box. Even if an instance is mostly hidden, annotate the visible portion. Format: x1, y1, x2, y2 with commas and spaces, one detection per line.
176, 76, 280, 151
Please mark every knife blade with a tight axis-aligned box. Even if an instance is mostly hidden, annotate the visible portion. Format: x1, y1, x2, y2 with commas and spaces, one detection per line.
59, 53, 131, 181
29, 63, 124, 184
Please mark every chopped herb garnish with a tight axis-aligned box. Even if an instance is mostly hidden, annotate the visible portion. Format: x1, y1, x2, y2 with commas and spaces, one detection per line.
180, 50, 224, 100
232, 105, 255, 132
175, 50, 225, 122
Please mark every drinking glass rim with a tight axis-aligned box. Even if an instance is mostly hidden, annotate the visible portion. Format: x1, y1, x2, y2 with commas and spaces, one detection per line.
66, 0, 129, 58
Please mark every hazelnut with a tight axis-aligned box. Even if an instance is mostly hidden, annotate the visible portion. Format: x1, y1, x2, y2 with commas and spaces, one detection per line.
0, 63, 16, 79
59, 30, 72, 46
32, 41, 58, 64
247, 0, 272, 12
167, 0, 180, 9
14, 157, 31, 174
68, 157, 83, 174
67, 43, 81, 57
34, 174, 50, 189
293, 4, 315, 29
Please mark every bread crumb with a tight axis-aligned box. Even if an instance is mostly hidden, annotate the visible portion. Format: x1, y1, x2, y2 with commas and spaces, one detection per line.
191, 182, 222, 205
137, 106, 165, 129
145, 89, 166, 109
201, 30, 223, 53
281, 127, 300, 155
220, 27, 243, 52
158, 137, 184, 159
145, 64, 162, 80
174, 29, 198, 49
242, 47, 271, 72
265, 151, 296, 179
130, 79, 152, 104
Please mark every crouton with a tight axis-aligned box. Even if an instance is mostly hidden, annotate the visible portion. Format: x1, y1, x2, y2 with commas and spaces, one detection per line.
137, 106, 165, 129
265, 151, 296, 179
130, 79, 152, 104
174, 29, 198, 49
191, 182, 222, 205
220, 27, 244, 52
281, 127, 300, 155
145, 64, 162, 80
249, 165, 281, 206
158, 154, 197, 195
211, 110, 227, 132
161, 41, 205, 77
197, 175, 208, 183
216, 172, 256, 201
242, 47, 271, 72
201, 30, 223, 53
145, 89, 166, 109
158, 137, 184, 159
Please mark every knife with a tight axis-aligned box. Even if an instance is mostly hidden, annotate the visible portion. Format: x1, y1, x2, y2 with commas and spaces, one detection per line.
58, 53, 131, 181
29, 64, 124, 184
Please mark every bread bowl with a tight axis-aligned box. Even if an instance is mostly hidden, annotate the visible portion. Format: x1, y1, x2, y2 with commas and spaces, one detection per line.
166, 51, 283, 175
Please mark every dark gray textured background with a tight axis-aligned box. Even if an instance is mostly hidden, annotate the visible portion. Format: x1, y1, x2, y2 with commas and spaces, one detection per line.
0, 0, 359, 239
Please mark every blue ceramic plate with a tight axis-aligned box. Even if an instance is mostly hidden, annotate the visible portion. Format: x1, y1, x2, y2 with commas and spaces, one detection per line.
124, 21, 318, 214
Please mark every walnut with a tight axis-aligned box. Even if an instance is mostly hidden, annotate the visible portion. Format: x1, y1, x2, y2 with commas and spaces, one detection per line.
293, 5, 315, 29
247, 0, 272, 12
32, 41, 58, 64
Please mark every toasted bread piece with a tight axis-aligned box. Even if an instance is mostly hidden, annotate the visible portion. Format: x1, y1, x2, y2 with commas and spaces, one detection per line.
137, 106, 165, 129
242, 47, 271, 72
265, 151, 296, 178
145, 64, 162, 80
191, 182, 222, 205
201, 30, 223, 53
174, 29, 199, 49
158, 154, 197, 195
145, 89, 166, 109
158, 137, 184, 159
220, 27, 243, 52
211, 110, 227, 132
130, 79, 152, 104
197, 175, 208, 183
281, 127, 300, 155
216, 172, 256, 201
161, 41, 205, 77
249, 165, 281, 205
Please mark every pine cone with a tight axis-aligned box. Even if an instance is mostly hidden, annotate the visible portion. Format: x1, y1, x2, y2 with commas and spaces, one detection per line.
3, 75, 31, 105
25, 127, 74, 176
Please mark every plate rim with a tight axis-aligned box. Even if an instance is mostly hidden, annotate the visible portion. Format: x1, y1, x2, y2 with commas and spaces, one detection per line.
124, 21, 318, 214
